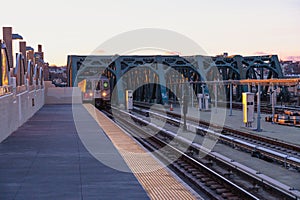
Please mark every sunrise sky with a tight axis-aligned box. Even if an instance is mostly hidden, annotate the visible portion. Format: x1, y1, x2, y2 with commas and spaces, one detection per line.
1, 0, 299, 65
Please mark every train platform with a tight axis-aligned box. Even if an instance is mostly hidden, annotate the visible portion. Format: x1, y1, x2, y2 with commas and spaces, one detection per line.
0, 104, 200, 200
83, 104, 200, 199
0, 105, 148, 199
166, 105, 300, 146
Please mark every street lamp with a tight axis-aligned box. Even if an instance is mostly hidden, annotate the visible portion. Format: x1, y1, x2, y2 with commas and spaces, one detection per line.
11, 33, 23, 69
26, 46, 34, 51
2, 27, 23, 69
26, 46, 34, 63
12, 33, 23, 40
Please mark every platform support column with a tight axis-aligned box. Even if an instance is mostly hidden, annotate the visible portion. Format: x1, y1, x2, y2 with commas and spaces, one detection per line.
115, 60, 125, 106
214, 83, 218, 113
158, 73, 167, 104
190, 83, 194, 107
201, 84, 205, 108
156, 57, 168, 104
256, 84, 262, 132
271, 84, 275, 123
229, 83, 233, 116
173, 83, 176, 104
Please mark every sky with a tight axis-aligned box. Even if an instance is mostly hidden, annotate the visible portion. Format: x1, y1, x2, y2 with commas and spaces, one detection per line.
1, 0, 299, 66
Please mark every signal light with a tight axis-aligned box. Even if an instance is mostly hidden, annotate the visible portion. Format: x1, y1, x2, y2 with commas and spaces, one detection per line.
103, 82, 109, 88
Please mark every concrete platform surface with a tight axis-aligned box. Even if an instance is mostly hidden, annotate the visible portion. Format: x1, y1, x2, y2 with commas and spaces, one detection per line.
0, 105, 149, 200
84, 104, 200, 200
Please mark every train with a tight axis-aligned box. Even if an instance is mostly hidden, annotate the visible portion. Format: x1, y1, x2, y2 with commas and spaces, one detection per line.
78, 76, 110, 108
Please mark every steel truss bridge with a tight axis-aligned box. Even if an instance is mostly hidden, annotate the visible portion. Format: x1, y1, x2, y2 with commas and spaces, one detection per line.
67, 54, 290, 105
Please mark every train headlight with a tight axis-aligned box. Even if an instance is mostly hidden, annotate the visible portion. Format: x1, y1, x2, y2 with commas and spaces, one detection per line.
102, 92, 107, 97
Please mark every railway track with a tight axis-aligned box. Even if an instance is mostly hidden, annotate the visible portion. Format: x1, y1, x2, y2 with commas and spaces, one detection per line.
137, 101, 300, 170
103, 106, 300, 199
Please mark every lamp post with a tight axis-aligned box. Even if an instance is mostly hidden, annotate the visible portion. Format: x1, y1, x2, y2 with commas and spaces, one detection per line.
26, 46, 34, 64
26, 46, 34, 51
2, 29, 23, 67
12, 33, 23, 40
11, 33, 26, 68
256, 84, 262, 132
183, 83, 189, 131
229, 82, 233, 116
19, 41, 27, 68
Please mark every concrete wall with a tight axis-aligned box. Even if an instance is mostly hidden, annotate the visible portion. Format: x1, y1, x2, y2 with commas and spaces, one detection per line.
0, 88, 44, 142
44, 81, 82, 105
0, 81, 82, 143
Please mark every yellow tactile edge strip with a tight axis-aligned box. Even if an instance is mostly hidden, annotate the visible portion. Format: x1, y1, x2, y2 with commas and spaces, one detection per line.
84, 104, 198, 200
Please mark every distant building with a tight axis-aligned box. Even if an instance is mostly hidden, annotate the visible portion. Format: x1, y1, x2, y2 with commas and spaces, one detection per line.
281, 61, 300, 77
48, 66, 67, 87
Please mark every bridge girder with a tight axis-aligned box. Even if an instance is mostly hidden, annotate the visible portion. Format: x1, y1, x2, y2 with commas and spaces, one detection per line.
68, 54, 285, 104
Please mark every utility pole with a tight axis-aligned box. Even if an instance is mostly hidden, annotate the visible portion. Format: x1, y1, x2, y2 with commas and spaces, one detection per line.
183, 83, 189, 131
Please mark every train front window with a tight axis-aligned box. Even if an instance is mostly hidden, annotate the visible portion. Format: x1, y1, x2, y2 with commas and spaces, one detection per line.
86, 81, 92, 90
95, 81, 101, 90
